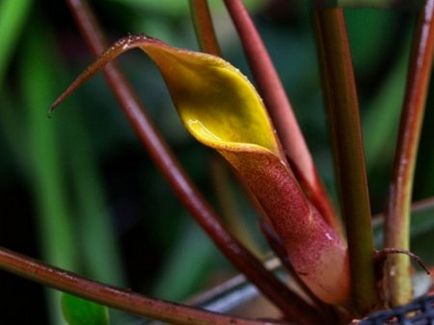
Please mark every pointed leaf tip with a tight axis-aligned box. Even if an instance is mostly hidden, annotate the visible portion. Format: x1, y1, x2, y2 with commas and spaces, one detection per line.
53, 34, 281, 156
50, 35, 153, 114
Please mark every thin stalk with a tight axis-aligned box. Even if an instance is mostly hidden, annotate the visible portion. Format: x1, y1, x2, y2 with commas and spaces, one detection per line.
0, 247, 281, 325
376, 249, 430, 275
189, 0, 221, 56
222, 0, 340, 232
61, 0, 323, 321
384, 0, 434, 307
313, 8, 377, 314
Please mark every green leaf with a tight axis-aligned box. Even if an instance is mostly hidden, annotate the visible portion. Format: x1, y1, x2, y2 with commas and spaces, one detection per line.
22, 21, 78, 325
62, 294, 109, 325
0, 0, 32, 85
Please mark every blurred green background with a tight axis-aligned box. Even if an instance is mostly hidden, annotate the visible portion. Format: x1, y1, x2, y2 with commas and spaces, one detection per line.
0, 0, 433, 324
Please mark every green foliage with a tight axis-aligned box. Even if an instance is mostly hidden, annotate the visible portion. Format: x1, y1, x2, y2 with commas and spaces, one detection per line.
62, 294, 109, 325
0, 0, 32, 84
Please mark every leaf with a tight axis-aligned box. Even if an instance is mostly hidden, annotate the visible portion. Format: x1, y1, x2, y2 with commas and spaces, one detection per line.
62, 294, 109, 325
52, 35, 350, 305
23, 22, 79, 324
0, 0, 32, 85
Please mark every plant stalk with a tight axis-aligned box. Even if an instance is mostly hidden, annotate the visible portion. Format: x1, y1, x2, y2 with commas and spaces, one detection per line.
384, 0, 434, 307
313, 8, 378, 314
0, 247, 282, 325
189, 0, 221, 56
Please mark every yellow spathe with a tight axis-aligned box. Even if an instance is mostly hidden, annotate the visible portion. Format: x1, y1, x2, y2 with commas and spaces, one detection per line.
143, 42, 281, 156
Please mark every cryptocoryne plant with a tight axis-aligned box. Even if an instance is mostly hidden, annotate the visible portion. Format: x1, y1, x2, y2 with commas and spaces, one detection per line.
0, 0, 433, 324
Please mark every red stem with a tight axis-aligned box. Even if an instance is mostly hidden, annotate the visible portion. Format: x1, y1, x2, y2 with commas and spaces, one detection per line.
222, 0, 340, 232
189, 0, 221, 56
0, 246, 280, 325
62, 0, 323, 322
384, 0, 434, 307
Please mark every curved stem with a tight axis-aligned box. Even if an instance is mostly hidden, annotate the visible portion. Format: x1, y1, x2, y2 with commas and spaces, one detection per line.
0, 247, 279, 325
376, 249, 430, 275
222, 0, 340, 232
384, 0, 434, 307
60, 0, 323, 322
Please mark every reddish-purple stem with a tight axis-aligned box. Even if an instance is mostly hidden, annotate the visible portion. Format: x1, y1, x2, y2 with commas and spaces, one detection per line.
62, 0, 323, 322
189, 0, 221, 56
222, 0, 340, 232
0, 247, 281, 325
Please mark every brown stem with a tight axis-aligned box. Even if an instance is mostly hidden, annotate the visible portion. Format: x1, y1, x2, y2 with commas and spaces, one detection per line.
376, 248, 430, 275
384, 0, 434, 307
189, 0, 221, 56
60, 0, 323, 322
313, 8, 378, 314
0, 246, 281, 325
222, 0, 340, 232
